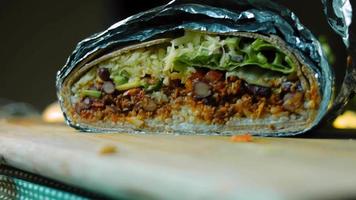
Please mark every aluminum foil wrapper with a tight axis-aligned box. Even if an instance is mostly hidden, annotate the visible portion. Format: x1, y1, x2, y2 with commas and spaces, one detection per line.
57, 0, 353, 135
322, 0, 355, 120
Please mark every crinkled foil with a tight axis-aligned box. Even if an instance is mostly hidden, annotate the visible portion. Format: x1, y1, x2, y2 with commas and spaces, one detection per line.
322, 0, 355, 120
322, 0, 352, 47
57, 0, 343, 135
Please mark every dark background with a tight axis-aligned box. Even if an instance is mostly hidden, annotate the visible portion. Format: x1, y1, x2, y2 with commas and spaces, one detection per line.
0, 0, 348, 111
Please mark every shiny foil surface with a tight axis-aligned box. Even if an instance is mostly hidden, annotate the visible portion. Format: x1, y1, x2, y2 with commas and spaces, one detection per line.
322, 0, 355, 120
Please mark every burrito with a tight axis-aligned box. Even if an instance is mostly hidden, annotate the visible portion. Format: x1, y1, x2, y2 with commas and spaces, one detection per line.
57, 0, 333, 135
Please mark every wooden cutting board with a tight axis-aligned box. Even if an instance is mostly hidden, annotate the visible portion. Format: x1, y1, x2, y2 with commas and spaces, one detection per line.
1, 118, 356, 200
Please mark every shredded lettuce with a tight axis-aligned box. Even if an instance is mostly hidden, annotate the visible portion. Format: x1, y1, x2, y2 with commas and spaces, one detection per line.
170, 31, 296, 74
115, 78, 142, 91
226, 66, 287, 87
72, 68, 96, 94
81, 89, 101, 98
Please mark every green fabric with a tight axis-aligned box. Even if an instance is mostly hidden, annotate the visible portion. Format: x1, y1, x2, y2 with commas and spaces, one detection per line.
0, 175, 88, 200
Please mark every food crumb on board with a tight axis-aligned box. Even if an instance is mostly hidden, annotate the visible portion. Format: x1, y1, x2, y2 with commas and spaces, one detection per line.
99, 145, 118, 155
230, 134, 253, 142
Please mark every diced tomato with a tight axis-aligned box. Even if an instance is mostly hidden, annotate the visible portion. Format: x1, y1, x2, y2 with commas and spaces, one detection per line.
205, 70, 223, 82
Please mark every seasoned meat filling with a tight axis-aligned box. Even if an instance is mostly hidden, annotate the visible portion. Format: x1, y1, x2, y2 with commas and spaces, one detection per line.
67, 31, 320, 132
74, 69, 305, 124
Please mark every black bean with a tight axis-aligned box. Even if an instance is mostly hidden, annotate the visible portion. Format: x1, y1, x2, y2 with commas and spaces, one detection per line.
202, 96, 218, 106
296, 82, 303, 92
281, 82, 293, 93
169, 79, 183, 88
245, 83, 271, 97
97, 68, 111, 81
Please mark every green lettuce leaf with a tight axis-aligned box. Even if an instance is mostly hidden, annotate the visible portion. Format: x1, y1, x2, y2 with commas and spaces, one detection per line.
171, 32, 296, 74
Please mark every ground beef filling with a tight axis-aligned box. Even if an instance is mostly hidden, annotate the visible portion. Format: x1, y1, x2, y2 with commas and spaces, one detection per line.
74, 70, 305, 124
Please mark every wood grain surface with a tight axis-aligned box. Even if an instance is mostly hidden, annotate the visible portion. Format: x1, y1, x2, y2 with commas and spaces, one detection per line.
0, 118, 356, 200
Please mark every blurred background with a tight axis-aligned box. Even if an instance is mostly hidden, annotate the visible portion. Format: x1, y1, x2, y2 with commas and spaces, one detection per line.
0, 0, 354, 131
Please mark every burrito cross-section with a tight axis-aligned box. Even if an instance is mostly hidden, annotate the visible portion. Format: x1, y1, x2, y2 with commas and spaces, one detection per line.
56, 0, 333, 135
